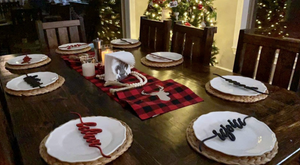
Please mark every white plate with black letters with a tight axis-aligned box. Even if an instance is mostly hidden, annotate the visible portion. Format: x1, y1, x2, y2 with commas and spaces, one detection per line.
193, 111, 276, 156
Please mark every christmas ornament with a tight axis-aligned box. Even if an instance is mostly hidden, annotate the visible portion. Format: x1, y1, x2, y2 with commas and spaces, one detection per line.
174, 12, 179, 21
198, 4, 203, 10
169, 0, 178, 8
149, 1, 153, 6
201, 21, 206, 27
153, 0, 165, 5
184, 22, 191, 26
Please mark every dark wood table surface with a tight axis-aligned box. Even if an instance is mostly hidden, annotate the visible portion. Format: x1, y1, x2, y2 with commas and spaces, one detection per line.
0, 48, 300, 165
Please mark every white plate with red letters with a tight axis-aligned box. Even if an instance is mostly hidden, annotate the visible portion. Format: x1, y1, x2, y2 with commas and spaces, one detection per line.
58, 43, 89, 51
7, 54, 48, 65
45, 116, 126, 162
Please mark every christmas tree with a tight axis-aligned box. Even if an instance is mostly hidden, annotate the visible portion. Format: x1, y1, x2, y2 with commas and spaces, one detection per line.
255, 0, 288, 37
144, 0, 219, 65
96, 0, 123, 43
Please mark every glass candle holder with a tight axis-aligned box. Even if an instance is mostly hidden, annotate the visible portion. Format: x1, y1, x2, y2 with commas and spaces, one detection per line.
101, 44, 113, 66
80, 57, 96, 77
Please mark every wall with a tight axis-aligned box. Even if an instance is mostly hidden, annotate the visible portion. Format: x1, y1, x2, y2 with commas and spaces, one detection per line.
132, 0, 148, 39
132, 0, 245, 71
213, 0, 239, 70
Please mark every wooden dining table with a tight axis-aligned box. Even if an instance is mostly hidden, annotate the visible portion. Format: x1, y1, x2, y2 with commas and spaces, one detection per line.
0, 48, 300, 165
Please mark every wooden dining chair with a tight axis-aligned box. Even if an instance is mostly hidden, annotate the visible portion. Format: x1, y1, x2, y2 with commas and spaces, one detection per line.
36, 18, 87, 49
0, 2, 20, 17
171, 22, 217, 65
233, 29, 300, 91
139, 16, 172, 51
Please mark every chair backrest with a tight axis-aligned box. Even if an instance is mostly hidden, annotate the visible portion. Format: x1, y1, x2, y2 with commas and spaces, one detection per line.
11, 8, 42, 26
36, 18, 87, 49
233, 29, 300, 91
0, 2, 20, 17
11, 8, 42, 42
171, 22, 217, 65
139, 16, 172, 51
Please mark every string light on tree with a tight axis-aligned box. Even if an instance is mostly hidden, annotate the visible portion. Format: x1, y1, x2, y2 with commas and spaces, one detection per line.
97, 0, 122, 43
255, 0, 288, 37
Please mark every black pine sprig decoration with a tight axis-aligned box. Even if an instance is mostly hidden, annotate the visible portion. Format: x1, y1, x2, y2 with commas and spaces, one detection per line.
23, 74, 43, 88
213, 74, 269, 95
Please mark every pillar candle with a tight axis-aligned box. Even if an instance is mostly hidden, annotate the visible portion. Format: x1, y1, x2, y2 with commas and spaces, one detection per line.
82, 63, 95, 77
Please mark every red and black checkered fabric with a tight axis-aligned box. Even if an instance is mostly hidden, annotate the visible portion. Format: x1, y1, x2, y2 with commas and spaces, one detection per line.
61, 53, 203, 120
60, 52, 95, 66
117, 79, 203, 120
60, 53, 160, 105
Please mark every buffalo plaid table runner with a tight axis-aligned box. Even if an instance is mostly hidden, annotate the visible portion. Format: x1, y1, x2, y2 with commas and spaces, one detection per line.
61, 53, 203, 120
117, 79, 203, 120
60, 53, 160, 105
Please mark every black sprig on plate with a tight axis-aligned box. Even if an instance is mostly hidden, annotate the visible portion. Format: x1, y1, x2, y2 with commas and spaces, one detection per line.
199, 115, 251, 152
213, 74, 269, 95
23, 74, 43, 88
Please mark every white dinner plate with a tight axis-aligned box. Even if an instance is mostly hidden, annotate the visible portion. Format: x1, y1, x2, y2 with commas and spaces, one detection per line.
210, 76, 267, 96
193, 111, 276, 157
146, 52, 182, 62
45, 116, 126, 162
58, 43, 89, 51
111, 38, 139, 45
7, 54, 48, 65
6, 72, 58, 91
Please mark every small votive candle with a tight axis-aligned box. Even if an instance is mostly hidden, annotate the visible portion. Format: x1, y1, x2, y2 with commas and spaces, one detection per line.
101, 44, 113, 65
81, 57, 95, 77
82, 63, 95, 77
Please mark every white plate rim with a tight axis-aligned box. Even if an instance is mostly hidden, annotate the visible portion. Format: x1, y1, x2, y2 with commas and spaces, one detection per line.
146, 52, 183, 61
6, 72, 58, 91
45, 116, 126, 162
145, 54, 173, 63
210, 75, 267, 96
193, 111, 277, 157
110, 38, 139, 45
7, 54, 48, 66
58, 43, 89, 51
